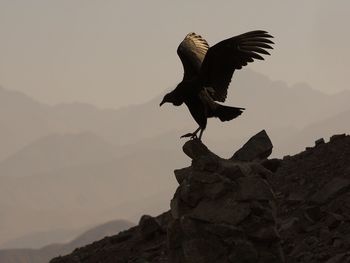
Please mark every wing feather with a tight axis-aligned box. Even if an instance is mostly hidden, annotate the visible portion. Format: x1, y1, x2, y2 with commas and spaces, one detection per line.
177, 33, 209, 80
199, 30, 274, 102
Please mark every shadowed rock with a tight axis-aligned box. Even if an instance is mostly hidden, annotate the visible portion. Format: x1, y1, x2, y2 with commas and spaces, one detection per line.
231, 130, 273, 161
169, 131, 284, 263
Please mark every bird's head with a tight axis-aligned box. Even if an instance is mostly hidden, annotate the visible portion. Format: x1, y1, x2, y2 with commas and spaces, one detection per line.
159, 91, 183, 107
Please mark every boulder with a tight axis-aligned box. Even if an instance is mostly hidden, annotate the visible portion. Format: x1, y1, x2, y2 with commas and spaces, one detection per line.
231, 130, 273, 161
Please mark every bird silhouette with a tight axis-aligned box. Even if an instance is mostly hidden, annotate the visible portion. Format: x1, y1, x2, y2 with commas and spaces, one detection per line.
160, 30, 274, 140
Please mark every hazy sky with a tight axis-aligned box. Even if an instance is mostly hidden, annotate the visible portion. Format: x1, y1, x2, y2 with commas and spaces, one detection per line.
0, 0, 349, 108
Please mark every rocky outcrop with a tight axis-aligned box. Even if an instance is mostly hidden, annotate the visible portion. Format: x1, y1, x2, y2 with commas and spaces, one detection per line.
51, 131, 350, 263
168, 135, 284, 263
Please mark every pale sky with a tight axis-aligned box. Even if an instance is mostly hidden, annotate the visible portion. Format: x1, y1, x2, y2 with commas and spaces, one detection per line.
0, 0, 349, 108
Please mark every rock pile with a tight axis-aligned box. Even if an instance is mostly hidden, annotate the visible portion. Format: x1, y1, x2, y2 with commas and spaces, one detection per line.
168, 132, 284, 263
270, 134, 350, 263
51, 131, 350, 263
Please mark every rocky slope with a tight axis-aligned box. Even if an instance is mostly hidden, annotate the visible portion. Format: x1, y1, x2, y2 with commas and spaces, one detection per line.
51, 131, 350, 263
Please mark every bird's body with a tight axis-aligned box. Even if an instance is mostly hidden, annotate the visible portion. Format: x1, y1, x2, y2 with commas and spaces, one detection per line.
160, 31, 274, 140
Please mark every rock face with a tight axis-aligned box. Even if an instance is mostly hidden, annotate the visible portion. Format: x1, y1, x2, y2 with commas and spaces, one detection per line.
231, 129, 273, 161
168, 138, 283, 263
51, 132, 350, 263
271, 134, 350, 263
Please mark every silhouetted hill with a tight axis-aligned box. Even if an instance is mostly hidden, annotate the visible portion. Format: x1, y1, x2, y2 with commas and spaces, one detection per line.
51, 132, 350, 263
0, 220, 134, 263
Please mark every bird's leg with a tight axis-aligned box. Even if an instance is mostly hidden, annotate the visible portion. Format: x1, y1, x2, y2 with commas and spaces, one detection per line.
180, 127, 201, 139
198, 128, 204, 140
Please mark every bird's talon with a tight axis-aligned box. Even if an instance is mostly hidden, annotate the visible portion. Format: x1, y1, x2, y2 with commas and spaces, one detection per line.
180, 133, 198, 139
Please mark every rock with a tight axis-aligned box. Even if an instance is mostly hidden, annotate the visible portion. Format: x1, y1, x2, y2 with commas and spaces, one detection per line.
189, 198, 251, 225
229, 241, 258, 263
205, 223, 245, 239
219, 162, 246, 180
279, 217, 299, 232
182, 239, 226, 263
330, 133, 346, 142
174, 167, 192, 184
303, 206, 322, 222
325, 212, 345, 229
315, 138, 325, 146
182, 139, 218, 161
310, 177, 350, 204
236, 176, 275, 201
139, 215, 162, 240
231, 130, 273, 161
261, 158, 282, 172
246, 224, 280, 241
325, 253, 349, 263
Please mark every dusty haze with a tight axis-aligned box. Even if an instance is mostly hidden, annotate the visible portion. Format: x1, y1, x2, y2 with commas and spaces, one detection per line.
1, 0, 350, 108
0, 1, 350, 261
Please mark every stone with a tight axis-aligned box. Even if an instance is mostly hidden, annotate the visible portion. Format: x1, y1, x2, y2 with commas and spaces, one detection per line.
279, 217, 299, 232
182, 139, 219, 161
174, 167, 192, 184
304, 206, 322, 222
179, 181, 203, 207
182, 238, 226, 263
205, 223, 245, 240
219, 161, 246, 180
261, 158, 282, 172
192, 170, 221, 184
192, 156, 220, 172
310, 177, 350, 204
138, 215, 162, 240
325, 253, 349, 263
170, 194, 189, 219
326, 212, 345, 229
231, 130, 273, 161
190, 198, 251, 225
315, 138, 325, 146
236, 176, 275, 201
229, 241, 258, 263
330, 133, 346, 142
202, 181, 231, 200
246, 224, 280, 241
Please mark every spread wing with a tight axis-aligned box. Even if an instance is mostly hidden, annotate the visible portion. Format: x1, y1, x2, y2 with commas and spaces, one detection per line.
177, 32, 209, 81
199, 30, 274, 102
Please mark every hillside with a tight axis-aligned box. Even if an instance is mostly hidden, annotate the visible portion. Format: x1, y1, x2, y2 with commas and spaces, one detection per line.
51, 131, 350, 263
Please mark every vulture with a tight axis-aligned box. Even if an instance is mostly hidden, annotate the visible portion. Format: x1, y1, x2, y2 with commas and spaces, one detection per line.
160, 30, 274, 140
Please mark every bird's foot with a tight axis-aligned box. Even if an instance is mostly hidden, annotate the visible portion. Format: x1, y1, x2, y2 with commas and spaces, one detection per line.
180, 133, 198, 140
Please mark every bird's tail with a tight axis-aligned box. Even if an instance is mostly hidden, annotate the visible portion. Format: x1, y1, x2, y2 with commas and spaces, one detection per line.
214, 104, 245, 121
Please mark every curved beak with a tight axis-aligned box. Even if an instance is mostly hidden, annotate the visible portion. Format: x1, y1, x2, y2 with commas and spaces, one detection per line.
159, 100, 165, 107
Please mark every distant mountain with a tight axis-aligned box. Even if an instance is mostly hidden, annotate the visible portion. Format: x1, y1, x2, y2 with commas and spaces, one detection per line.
0, 219, 134, 263
277, 109, 350, 156
0, 87, 73, 160
0, 227, 86, 250
2, 72, 350, 160
1, 69, 350, 249
0, 146, 182, 246
0, 132, 118, 177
